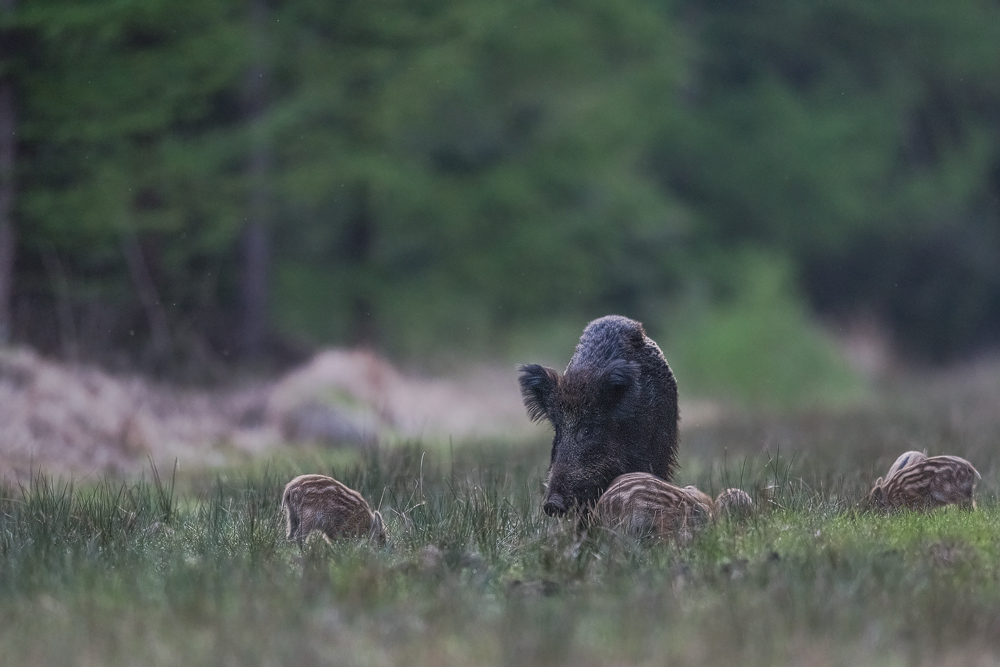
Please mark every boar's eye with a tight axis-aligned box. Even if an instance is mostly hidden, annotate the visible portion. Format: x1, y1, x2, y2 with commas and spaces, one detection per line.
580, 427, 591, 438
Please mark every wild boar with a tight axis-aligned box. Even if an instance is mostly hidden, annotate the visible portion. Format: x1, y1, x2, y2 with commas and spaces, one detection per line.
518, 315, 679, 516
594, 473, 711, 541
865, 454, 980, 512
281, 474, 388, 546
714, 488, 755, 520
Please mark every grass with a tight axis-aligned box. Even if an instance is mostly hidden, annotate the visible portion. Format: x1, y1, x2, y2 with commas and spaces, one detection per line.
3, 374, 1000, 667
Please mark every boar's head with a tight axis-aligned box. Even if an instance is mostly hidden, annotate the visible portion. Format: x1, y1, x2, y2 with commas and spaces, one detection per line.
518, 315, 679, 517
519, 359, 646, 516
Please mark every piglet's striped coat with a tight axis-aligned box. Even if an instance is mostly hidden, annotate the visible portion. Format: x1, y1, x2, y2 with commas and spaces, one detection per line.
281, 474, 387, 546
714, 487, 754, 519
593, 473, 713, 541
866, 454, 980, 512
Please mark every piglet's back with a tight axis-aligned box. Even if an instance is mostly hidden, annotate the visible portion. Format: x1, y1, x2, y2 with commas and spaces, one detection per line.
595, 472, 711, 540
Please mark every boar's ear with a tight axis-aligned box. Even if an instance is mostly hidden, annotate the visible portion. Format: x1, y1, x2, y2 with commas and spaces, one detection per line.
518, 364, 560, 423
599, 359, 639, 406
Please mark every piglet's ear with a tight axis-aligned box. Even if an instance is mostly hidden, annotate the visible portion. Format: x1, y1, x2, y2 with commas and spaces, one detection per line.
599, 359, 638, 405
518, 364, 559, 423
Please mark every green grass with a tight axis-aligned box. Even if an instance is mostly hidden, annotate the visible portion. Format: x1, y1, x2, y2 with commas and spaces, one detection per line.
2, 418, 1000, 667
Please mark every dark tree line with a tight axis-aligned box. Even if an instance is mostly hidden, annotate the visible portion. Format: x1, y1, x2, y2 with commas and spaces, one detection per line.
2, 0, 1000, 377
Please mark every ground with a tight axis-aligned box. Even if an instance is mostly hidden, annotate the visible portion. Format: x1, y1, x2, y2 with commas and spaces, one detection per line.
1, 348, 999, 666
0, 347, 533, 477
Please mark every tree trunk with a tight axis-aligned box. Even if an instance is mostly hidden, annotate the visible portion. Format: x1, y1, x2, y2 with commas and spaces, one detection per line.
239, 0, 270, 360
0, 0, 16, 345
239, 215, 269, 358
347, 182, 376, 346
122, 234, 172, 364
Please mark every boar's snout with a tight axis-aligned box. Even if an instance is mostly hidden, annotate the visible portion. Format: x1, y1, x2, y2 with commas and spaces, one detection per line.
543, 492, 568, 517
544, 473, 602, 516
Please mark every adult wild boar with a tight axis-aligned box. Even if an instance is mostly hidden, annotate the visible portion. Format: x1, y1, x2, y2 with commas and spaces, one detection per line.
518, 315, 679, 516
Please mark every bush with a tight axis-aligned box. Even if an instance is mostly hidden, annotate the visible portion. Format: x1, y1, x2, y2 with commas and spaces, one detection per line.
662, 251, 866, 408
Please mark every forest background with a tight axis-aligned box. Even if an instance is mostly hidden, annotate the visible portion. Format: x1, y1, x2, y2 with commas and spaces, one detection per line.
2, 0, 1000, 405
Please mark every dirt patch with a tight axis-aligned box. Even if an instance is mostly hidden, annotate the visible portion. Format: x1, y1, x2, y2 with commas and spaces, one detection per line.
268, 350, 536, 443
0, 347, 269, 477
0, 347, 534, 479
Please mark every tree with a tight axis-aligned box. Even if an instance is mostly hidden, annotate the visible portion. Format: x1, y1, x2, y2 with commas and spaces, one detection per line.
239, 0, 272, 360
0, 0, 16, 345
267, 0, 689, 355
13, 0, 249, 372
659, 0, 1000, 360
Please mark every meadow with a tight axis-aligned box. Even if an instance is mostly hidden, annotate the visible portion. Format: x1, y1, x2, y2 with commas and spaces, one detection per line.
2, 365, 1000, 667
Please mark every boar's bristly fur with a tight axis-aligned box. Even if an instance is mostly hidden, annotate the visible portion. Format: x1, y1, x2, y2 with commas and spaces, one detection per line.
518, 315, 679, 516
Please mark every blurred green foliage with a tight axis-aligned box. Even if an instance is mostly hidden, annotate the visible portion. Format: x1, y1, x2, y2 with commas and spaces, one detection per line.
4, 0, 1000, 376
662, 251, 865, 408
